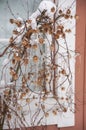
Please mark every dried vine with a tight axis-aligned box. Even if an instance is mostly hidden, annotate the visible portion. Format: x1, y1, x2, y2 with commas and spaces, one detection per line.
0, 0, 77, 129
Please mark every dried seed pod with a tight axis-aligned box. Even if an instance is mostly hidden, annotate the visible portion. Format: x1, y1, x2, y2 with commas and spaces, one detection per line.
45, 112, 49, 117
25, 88, 30, 93
4, 89, 10, 96
59, 9, 63, 14
52, 65, 57, 69
12, 59, 16, 64
62, 33, 65, 38
7, 114, 11, 120
26, 98, 30, 103
61, 69, 66, 75
65, 29, 71, 33
50, 44, 54, 51
22, 76, 26, 83
39, 38, 44, 44
22, 39, 28, 47
35, 103, 38, 106
9, 37, 14, 43
13, 73, 18, 80
66, 97, 69, 101
66, 9, 71, 14
10, 68, 15, 75
33, 95, 36, 99
41, 105, 45, 110
61, 87, 65, 91
51, 7, 55, 12
15, 20, 22, 27
10, 19, 15, 24
70, 15, 73, 19
33, 56, 39, 62
32, 44, 38, 49
20, 92, 26, 99
14, 53, 21, 61
26, 19, 32, 24
74, 14, 79, 20
64, 14, 70, 19
42, 96, 47, 101
23, 58, 29, 65
52, 110, 57, 115
17, 106, 22, 111
54, 34, 59, 39
56, 30, 62, 35
13, 30, 19, 35
10, 19, 22, 27
63, 107, 67, 112
61, 97, 64, 100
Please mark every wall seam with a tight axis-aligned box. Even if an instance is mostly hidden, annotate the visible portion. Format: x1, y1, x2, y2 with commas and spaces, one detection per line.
83, 21, 86, 130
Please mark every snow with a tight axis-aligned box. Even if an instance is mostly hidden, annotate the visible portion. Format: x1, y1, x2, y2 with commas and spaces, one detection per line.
29, 17, 37, 29
29, 0, 56, 29
2, 58, 9, 66
0, 80, 6, 88
38, 0, 56, 19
